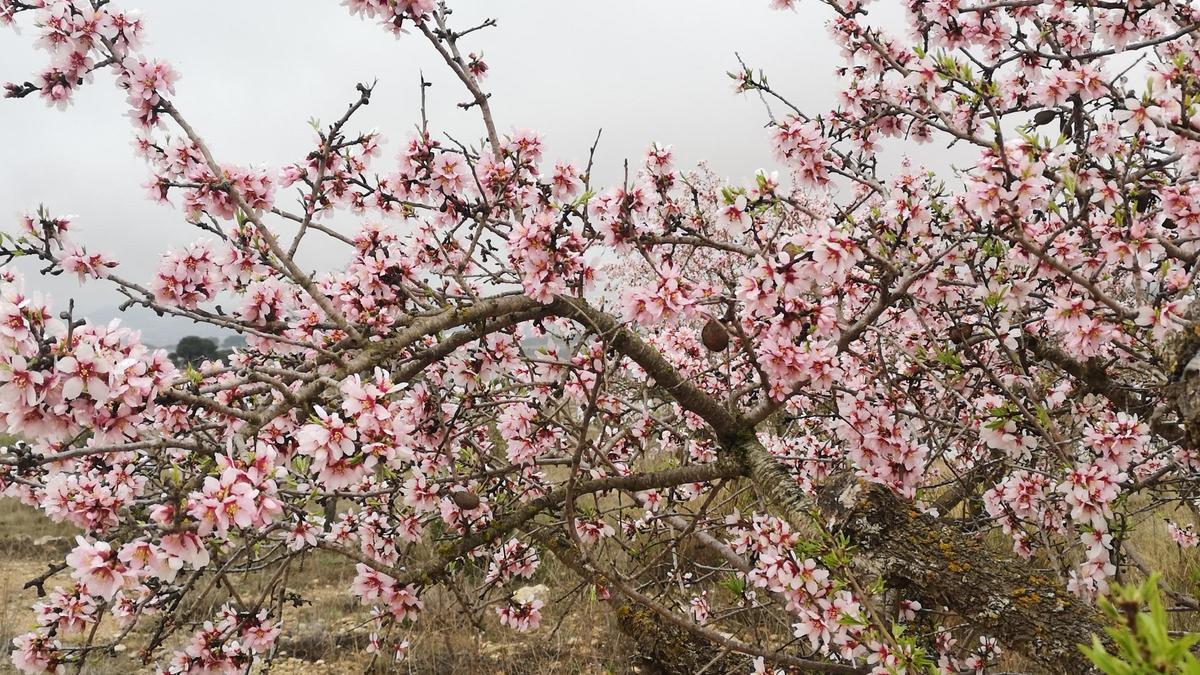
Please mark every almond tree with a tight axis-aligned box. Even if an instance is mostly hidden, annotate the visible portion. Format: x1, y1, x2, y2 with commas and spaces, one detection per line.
2, 0, 1200, 672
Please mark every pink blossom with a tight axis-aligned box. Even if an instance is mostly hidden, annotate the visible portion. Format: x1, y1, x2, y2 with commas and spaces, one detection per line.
65, 537, 135, 600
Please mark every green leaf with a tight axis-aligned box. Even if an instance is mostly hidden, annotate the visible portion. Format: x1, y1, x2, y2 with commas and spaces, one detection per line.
719, 575, 746, 596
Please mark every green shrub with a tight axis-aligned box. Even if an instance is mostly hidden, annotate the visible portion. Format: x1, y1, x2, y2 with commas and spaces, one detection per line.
1083, 574, 1200, 674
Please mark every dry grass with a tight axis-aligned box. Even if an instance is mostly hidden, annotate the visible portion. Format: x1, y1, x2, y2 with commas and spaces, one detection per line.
1126, 506, 1200, 634
0, 504, 639, 674
4, 486, 1197, 674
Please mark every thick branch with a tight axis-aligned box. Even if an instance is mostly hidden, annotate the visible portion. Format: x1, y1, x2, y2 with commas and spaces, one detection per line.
322, 461, 744, 588
548, 297, 741, 437
742, 438, 1108, 674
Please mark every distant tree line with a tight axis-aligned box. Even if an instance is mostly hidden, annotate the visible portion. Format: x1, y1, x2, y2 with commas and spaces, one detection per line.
169, 334, 244, 368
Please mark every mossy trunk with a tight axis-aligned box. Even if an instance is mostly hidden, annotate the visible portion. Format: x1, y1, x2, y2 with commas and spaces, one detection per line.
536, 531, 743, 674
612, 602, 743, 675
743, 440, 1107, 674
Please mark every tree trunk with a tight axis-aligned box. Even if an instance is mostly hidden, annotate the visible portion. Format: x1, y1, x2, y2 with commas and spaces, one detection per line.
611, 601, 744, 675
535, 532, 745, 675
742, 439, 1107, 674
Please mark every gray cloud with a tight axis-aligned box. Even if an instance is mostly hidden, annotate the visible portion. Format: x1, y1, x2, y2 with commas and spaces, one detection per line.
0, 1, 908, 327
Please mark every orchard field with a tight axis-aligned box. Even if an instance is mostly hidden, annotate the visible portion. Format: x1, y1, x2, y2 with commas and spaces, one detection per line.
4, 0, 1200, 673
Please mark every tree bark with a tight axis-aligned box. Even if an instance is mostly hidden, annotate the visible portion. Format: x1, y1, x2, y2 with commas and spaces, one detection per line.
742, 439, 1107, 674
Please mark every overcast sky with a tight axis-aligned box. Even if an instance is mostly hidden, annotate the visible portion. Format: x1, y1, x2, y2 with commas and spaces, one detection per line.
0, 1, 912, 338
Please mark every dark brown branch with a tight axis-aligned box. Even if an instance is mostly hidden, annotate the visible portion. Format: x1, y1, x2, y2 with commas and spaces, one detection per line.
322, 461, 744, 589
